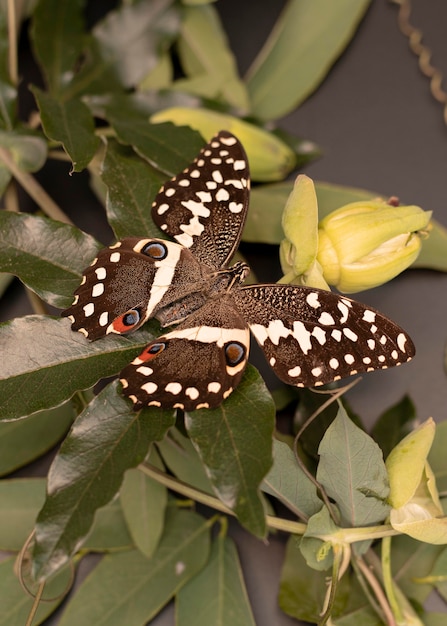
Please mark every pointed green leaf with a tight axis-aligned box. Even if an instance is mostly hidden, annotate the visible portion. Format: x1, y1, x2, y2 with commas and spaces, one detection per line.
57, 509, 210, 626
185, 365, 275, 538
317, 404, 390, 526
0, 211, 101, 308
0, 556, 68, 626
0, 402, 74, 475
176, 534, 255, 626
83, 499, 133, 552
107, 113, 204, 177
66, 0, 181, 97
101, 139, 166, 239
0, 315, 158, 421
30, 0, 86, 95
176, 4, 249, 111
32, 381, 176, 580
245, 0, 371, 120
120, 448, 167, 558
262, 438, 321, 520
0, 478, 46, 550
32, 88, 100, 172
156, 428, 214, 494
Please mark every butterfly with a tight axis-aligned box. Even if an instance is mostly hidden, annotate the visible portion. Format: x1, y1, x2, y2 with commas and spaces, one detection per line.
62, 130, 415, 411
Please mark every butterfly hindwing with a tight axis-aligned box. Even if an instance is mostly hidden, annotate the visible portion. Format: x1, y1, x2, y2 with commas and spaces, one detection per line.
232, 285, 415, 387
151, 131, 250, 270
120, 295, 250, 411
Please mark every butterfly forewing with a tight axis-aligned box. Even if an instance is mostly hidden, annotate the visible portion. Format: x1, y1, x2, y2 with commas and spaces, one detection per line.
151, 130, 250, 270
232, 285, 415, 387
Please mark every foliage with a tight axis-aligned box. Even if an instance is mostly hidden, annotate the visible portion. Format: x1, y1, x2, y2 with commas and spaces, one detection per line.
1, 1, 447, 625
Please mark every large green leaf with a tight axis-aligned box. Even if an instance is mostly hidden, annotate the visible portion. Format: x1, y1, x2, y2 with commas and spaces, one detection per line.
30, 0, 86, 95
0, 211, 101, 308
107, 114, 204, 177
0, 315, 157, 421
317, 405, 390, 527
175, 4, 249, 111
0, 402, 74, 475
57, 509, 210, 626
65, 0, 181, 97
101, 139, 166, 239
32, 87, 100, 172
0, 9, 17, 130
262, 438, 321, 520
245, 0, 371, 120
176, 534, 255, 626
185, 365, 275, 538
32, 381, 176, 580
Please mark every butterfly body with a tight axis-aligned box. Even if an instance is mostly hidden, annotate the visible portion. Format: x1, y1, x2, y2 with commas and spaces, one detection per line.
63, 131, 415, 410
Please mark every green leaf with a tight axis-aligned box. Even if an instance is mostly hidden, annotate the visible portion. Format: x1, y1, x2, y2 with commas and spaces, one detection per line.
429, 421, 447, 493
107, 114, 204, 177
175, 4, 249, 111
262, 438, 321, 520
0, 478, 46, 550
0, 315, 158, 421
32, 381, 176, 580
156, 427, 215, 494
83, 499, 133, 552
120, 448, 167, 558
57, 509, 210, 626
0, 401, 74, 475
0, 556, 68, 626
32, 87, 100, 172
317, 404, 390, 526
101, 139, 166, 239
30, 0, 86, 95
0, 10, 17, 130
176, 534, 255, 626
66, 0, 181, 97
300, 507, 339, 570
414, 217, 447, 272
0, 130, 47, 171
0, 211, 101, 308
185, 365, 275, 538
371, 395, 416, 460
245, 0, 371, 120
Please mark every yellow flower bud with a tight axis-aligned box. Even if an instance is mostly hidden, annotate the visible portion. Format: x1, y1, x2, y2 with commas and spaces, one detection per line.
150, 106, 296, 182
316, 200, 432, 293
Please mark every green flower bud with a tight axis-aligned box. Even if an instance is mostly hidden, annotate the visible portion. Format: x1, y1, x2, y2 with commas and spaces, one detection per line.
316, 200, 432, 293
150, 107, 296, 182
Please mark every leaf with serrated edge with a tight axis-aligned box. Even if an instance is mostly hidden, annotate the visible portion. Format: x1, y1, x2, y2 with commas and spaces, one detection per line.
176, 534, 255, 626
262, 439, 321, 520
102, 139, 166, 239
185, 365, 274, 538
0, 316, 157, 421
120, 447, 167, 558
57, 509, 210, 626
32, 381, 176, 580
0, 211, 101, 308
317, 404, 390, 527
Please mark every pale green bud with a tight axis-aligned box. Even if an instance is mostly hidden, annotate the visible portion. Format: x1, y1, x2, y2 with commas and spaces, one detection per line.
316, 200, 432, 293
150, 106, 296, 181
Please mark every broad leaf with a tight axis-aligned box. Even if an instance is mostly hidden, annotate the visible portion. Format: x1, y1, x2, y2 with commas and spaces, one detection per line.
32, 87, 100, 172
0, 402, 74, 475
0, 130, 47, 171
0, 478, 46, 551
30, 0, 86, 95
83, 499, 133, 552
107, 114, 204, 177
0, 315, 158, 421
185, 365, 275, 538
175, 4, 249, 111
262, 438, 321, 520
0, 211, 101, 308
32, 381, 176, 580
245, 0, 371, 120
176, 534, 255, 626
120, 448, 167, 558
317, 404, 390, 526
57, 509, 210, 626
66, 0, 181, 97
101, 139, 166, 239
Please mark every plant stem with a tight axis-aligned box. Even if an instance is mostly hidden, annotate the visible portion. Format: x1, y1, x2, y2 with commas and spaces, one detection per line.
7, 0, 18, 88
0, 146, 73, 225
355, 553, 397, 626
